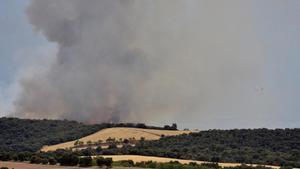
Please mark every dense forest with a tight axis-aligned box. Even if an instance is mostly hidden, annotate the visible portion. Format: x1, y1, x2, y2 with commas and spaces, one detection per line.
0, 117, 174, 152
112, 129, 300, 167
0, 117, 103, 152
0, 118, 299, 167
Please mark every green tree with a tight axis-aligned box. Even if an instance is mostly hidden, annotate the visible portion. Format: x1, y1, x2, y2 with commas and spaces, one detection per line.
96, 157, 113, 168
79, 156, 93, 167
17, 153, 25, 161
41, 158, 49, 165
171, 123, 177, 130
74, 140, 80, 146
30, 156, 43, 164
87, 140, 93, 146
49, 157, 57, 165
58, 153, 79, 166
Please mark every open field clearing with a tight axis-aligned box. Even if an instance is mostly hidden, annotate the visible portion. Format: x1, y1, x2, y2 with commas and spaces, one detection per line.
0, 158, 288, 169
100, 155, 282, 169
0, 161, 145, 169
0, 161, 79, 169
41, 127, 191, 152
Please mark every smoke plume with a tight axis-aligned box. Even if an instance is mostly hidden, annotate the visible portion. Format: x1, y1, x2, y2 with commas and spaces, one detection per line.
15, 0, 267, 125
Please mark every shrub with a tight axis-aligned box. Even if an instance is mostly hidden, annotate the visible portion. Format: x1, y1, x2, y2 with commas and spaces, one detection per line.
49, 157, 57, 165
123, 139, 129, 144
211, 157, 220, 163
81, 148, 94, 156
280, 167, 293, 169
96, 146, 102, 153
96, 157, 106, 167
201, 163, 221, 169
135, 161, 158, 169
79, 156, 93, 167
0, 153, 11, 161
12, 154, 18, 161
41, 158, 49, 165
17, 153, 25, 162
30, 156, 43, 164
58, 153, 79, 166
96, 157, 113, 168
118, 160, 134, 167
108, 143, 117, 149
87, 140, 92, 146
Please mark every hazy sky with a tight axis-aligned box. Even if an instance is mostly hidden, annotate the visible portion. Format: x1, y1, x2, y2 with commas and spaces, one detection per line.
0, 0, 299, 129
0, 0, 54, 115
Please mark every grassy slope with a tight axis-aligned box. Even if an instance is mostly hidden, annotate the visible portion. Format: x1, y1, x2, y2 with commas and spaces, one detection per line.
42, 127, 191, 151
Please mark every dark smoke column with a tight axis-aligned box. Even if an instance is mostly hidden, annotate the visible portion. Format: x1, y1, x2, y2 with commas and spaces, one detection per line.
15, 0, 151, 123
14, 0, 265, 127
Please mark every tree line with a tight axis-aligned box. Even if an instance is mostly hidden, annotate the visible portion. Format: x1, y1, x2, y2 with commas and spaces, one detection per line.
0, 118, 299, 168
0, 117, 176, 153
50, 128, 299, 168
0, 148, 289, 169
114, 129, 300, 168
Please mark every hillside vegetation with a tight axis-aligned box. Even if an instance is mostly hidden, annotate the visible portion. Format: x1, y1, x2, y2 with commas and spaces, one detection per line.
0, 117, 173, 153
0, 118, 299, 168
101, 155, 281, 169
116, 129, 300, 167
0, 118, 103, 152
42, 127, 190, 152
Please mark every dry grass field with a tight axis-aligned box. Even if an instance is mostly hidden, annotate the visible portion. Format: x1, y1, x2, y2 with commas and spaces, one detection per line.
0, 161, 78, 169
0, 161, 144, 169
100, 155, 282, 169
0, 156, 284, 169
41, 127, 191, 152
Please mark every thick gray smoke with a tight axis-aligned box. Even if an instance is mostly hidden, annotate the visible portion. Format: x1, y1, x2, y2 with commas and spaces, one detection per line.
15, 0, 267, 125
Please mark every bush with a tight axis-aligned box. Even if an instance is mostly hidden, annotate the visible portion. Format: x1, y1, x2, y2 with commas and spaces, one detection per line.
280, 167, 293, 169
96, 157, 113, 168
223, 164, 272, 169
58, 153, 79, 166
118, 160, 134, 167
96, 146, 102, 153
17, 153, 25, 162
30, 155, 43, 164
49, 157, 57, 165
108, 143, 117, 149
135, 161, 158, 168
81, 148, 94, 156
201, 163, 221, 169
0, 153, 11, 161
12, 154, 18, 161
41, 158, 49, 165
96, 157, 106, 167
79, 156, 93, 167
0, 167, 9, 169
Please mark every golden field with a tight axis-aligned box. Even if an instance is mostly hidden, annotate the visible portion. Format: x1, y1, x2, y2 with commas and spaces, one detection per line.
100, 155, 282, 169
0, 161, 143, 169
41, 127, 191, 152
